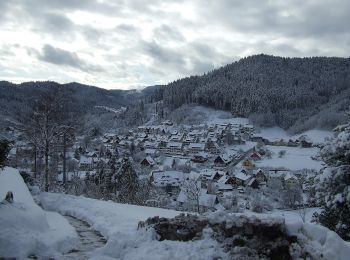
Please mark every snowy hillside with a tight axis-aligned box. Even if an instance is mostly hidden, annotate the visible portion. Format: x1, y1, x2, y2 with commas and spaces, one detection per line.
0, 167, 78, 258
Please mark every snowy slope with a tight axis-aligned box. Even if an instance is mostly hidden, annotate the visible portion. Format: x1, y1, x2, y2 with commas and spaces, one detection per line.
258, 127, 290, 140
255, 145, 324, 171
40, 193, 228, 260
293, 129, 333, 144
0, 167, 78, 258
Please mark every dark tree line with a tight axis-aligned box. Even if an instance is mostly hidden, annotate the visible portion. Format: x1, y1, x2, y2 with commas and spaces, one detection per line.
151, 54, 350, 131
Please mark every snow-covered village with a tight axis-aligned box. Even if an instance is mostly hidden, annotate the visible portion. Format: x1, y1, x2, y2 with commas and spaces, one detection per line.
1, 1, 350, 259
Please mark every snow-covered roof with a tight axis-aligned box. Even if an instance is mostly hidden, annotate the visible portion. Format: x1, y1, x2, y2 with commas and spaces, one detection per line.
247, 178, 256, 186
142, 156, 155, 166
79, 156, 92, 164
233, 171, 252, 181
144, 148, 156, 154
188, 143, 205, 150
152, 171, 188, 187
167, 142, 183, 148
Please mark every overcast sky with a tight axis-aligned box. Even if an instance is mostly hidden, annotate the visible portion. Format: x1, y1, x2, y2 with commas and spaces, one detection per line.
0, 0, 349, 89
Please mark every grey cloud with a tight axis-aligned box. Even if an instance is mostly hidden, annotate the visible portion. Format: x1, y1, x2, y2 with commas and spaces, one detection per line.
199, 0, 350, 39
116, 24, 138, 32
153, 25, 185, 42
38, 12, 74, 33
38, 44, 104, 72
143, 41, 186, 67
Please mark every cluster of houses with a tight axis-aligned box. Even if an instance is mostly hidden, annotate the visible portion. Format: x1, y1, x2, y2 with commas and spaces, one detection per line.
5, 119, 307, 212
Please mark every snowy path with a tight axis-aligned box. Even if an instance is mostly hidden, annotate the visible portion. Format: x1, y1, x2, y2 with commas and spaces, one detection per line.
62, 215, 106, 259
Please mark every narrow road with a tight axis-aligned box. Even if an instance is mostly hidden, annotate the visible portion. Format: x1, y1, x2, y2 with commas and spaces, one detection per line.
63, 215, 107, 259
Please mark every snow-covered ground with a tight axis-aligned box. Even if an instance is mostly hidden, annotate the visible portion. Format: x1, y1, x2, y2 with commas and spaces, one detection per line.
257, 126, 333, 144
258, 127, 290, 140
39, 192, 350, 260
255, 145, 324, 171
293, 129, 334, 144
40, 192, 228, 259
0, 167, 78, 258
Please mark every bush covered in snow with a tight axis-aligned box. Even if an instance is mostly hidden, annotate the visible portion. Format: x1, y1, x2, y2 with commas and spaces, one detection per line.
314, 112, 350, 241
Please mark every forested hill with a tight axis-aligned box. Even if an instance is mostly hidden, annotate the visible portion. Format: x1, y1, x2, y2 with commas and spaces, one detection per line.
0, 81, 144, 119
150, 54, 350, 131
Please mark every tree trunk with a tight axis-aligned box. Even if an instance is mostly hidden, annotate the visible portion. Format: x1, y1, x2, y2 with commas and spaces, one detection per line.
44, 142, 49, 192
63, 132, 67, 188
197, 197, 200, 213
33, 145, 37, 179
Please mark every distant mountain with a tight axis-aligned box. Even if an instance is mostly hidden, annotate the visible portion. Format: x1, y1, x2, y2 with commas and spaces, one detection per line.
0, 80, 154, 135
150, 54, 350, 132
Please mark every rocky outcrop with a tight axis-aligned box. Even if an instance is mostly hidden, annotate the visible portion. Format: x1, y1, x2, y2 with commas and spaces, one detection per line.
139, 213, 305, 259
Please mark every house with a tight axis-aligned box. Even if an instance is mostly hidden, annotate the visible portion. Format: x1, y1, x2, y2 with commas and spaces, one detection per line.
301, 140, 312, 148
231, 136, 245, 145
251, 135, 264, 142
166, 142, 183, 155
214, 154, 232, 167
253, 169, 267, 183
177, 188, 220, 212
205, 140, 221, 154
144, 148, 157, 156
87, 151, 98, 158
284, 173, 299, 187
188, 143, 205, 154
151, 170, 188, 188
215, 175, 235, 192
140, 156, 155, 168
199, 169, 226, 182
250, 151, 262, 161
287, 139, 299, 147
191, 152, 209, 163
183, 135, 197, 145
232, 171, 252, 186
162, 120, 173, 126
169, 134, 184, 142
144, 141, 158, 149
79, 156, 94, 171
247, 178, 259, 189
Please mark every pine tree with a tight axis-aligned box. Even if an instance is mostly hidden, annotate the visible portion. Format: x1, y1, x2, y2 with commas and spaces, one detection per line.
115, 157, 140, 204
0, 139, 11, 168
314, 109, 350, 240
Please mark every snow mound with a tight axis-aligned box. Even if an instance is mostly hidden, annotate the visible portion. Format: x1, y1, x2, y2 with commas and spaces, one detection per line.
0, 167, 78, 258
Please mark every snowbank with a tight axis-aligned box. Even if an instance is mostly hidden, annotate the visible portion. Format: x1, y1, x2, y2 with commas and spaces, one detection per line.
0, 167, 78, 258
40, 192, 228, 259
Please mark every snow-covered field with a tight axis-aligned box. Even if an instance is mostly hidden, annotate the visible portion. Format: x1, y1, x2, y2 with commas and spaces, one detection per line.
293, 129, 334, 144
257, 126, 333, 144
40, 192, 228, 259
0, 167, 78, 258
256, 145, 324, 170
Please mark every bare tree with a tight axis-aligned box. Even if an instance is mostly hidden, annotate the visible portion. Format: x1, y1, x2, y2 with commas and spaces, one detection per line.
182, 179, 202, 213
17, 85, 75, 191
